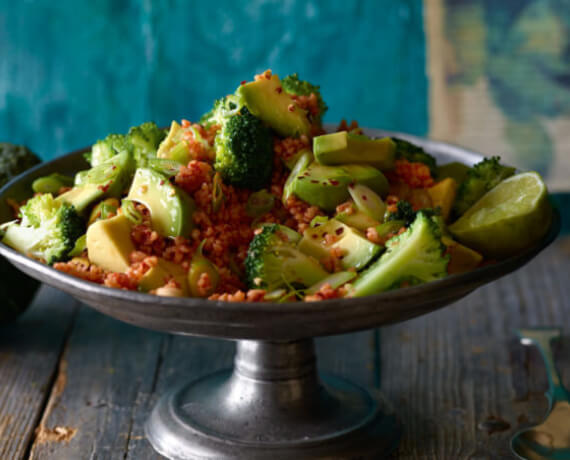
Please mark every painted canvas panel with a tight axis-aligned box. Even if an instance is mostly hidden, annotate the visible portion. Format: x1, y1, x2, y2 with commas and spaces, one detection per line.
425, 0, 570, 190
0, 0, 427, 160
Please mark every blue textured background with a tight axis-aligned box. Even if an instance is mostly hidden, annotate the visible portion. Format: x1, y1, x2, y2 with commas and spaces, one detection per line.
0, 0, 427, 160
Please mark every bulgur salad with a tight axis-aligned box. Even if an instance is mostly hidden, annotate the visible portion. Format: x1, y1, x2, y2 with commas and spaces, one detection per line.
0, 70, 552, 302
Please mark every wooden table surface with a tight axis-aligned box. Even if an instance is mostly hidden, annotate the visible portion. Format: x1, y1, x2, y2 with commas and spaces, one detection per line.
1, 237, 569, 460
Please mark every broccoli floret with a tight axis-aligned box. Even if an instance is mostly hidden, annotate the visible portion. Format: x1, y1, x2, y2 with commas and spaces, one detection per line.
244, 224, 328, 291
453, 156, 515, 217
349, 212, 449, 297
282, 73, 328, 122
213, 99, 274, 190
0, 143, 41, 323
90, 122, 165, 168
200, 97, 226, 127
386, 200, 441, 227
127, 122, 166, 167
0, 143, 41, 187
392, 138, 437, 176
3, 194, 84, 265
386, 201, 416, 226
90, 134, 131, 167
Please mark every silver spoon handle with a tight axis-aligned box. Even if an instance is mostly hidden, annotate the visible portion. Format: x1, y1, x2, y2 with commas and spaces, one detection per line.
518, 328, 568, 403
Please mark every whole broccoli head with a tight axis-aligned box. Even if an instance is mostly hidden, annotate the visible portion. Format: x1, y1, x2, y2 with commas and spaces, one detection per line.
213, 101, 274, 190
282, 73, 328, 122
453, 156, 515, 217
0, 143, 41, 187
350, 212, 449, 296
244, 224, 328, 291
392, 138, 437, 176
3, 193, 84, 265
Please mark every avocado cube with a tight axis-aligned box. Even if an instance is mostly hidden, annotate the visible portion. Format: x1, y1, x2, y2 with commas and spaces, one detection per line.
139, 258, 189, 294
127, 168, 196, 238
314, 132, 396, 170
57, 184, 104, 213
298, 219, 381, 271
289, 162, 389, 212
157, 121, 191, 165
237, 74, 311, 137
86, 214, 135, 273
336, 209, 380, 231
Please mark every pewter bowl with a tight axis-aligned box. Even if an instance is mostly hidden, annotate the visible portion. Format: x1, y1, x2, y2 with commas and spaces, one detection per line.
0, 129, 560, 459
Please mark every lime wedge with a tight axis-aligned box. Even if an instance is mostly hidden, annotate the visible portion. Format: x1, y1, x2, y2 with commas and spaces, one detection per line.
448, 172, 552, 258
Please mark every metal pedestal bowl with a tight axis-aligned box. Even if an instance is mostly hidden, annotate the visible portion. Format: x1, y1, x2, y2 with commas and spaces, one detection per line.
0, 130, 560, 459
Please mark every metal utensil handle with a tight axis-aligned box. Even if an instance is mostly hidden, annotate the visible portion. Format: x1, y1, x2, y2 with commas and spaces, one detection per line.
518, 328, 569, 404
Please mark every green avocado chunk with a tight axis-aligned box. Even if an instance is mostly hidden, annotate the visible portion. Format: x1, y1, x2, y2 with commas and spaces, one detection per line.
127, 168, 195, 238
289, 162, 389, 212
237, 74, 311, 137
57, 184, 103, 213
157, 121, 192, 165
313, 132, 396, 170
298, 218, 381, 271
336, 208, 380, 231
59, 150, 135, 212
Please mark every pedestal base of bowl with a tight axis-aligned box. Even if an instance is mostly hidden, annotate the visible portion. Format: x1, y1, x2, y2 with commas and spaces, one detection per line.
145, 339, 401, 459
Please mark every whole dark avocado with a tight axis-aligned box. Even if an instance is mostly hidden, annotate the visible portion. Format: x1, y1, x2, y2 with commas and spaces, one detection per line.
0, 143, 41, 324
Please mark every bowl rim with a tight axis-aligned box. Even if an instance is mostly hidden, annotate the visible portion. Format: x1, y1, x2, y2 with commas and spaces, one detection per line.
0, 128, 561, 317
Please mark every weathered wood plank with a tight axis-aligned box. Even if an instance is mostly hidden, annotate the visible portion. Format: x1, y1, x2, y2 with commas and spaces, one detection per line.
0, 286, 78, 460
380, 238, 570, 459
28, 305, 164, 460
125, 335, 233, 459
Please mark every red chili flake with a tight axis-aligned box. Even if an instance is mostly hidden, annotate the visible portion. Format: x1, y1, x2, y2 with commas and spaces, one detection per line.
348, 183, 355, 189
241, 80, 247, 85
97, 183, 110, 193
362, 195, 368, 201
311, 234, 318, 239
276, 87, 282, 93
111, 165, 117, 170
335, 227, 344, 235
287, 104, 295, 112
160, 180, 165, 186
329, 179, 339, 186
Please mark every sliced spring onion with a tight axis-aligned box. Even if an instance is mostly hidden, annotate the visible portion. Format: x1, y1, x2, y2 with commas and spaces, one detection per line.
282, 151, 312, 205
121, 199, 143, 225
348, 183, 386, 222
32, 173, 74, 194
148, 158, 182, 177
246, 190, 275, 218
375, 220, 405, 243
188, 240, 220, 297
309, 215, 329, 228
68, 234, 87, 257
304, 271, 357, 296
212, 172, 224, 213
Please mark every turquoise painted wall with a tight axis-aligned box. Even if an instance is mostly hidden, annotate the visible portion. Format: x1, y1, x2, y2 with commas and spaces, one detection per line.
0, 0, 427, 160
